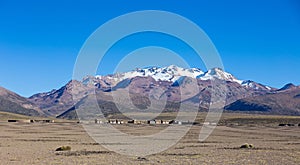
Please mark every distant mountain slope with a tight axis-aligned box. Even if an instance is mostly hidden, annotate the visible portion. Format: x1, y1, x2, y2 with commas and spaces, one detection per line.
0, 111, 36, 120
28, 80, 92, 116
4, 65, 299, 119
14, 64, 300, 118
0, 87, 43, 116
225, 86, 300, 115
277, 83, 297, 91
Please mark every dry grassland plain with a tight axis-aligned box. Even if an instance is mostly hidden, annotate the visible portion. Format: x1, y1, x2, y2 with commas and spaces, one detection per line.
0, 112, 299, 164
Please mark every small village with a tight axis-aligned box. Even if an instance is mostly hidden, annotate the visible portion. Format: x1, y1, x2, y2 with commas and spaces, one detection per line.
7, 119, 55, 123
95, 119, 215, 126
7, 119, 300, 127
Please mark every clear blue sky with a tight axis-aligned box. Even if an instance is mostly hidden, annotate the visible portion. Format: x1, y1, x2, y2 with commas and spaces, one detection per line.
0, 0, 299, 97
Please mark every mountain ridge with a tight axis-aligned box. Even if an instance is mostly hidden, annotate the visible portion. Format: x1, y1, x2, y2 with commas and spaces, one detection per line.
0, 86, 44, 116
1, 65, 299, 118
28, 65, 298, 117
29, 65, 300, 118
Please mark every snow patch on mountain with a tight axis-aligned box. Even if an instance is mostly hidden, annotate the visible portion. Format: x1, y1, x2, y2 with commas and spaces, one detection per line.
197, 68, 242, 84
92, 65, 273, 91
105, 65, 205, 82
241, 80, 272, 90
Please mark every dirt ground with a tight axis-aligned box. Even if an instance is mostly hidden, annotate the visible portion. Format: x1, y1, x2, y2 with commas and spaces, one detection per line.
0, 114, 300, 165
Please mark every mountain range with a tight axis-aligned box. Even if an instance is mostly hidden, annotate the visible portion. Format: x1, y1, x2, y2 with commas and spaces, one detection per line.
0, 87, 44, 116
1, 65, 300, 119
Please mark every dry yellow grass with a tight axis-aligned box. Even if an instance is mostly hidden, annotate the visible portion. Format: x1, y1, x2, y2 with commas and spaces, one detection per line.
0, 113, 299, 164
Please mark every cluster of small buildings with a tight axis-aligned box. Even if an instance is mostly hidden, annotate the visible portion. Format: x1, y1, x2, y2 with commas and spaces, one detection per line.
278, 123, 300, 127
203, 122, 218, 126
104, 119, 175, 125
7, 119, 54, 123
94, 119, 199, 125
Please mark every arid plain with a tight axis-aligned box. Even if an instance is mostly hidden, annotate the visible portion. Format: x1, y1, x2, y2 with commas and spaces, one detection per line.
1, 112, 300, 165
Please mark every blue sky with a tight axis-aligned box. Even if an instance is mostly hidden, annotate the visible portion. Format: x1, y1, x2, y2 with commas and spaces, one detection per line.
0, 0, 299, 97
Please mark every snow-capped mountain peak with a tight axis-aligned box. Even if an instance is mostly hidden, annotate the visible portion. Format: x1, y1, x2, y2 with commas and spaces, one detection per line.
87, 65, 276, 91
103, 65, 205, 82
241, 80, 272, 91
92, 65, 251, 85
197, 68, 243, 84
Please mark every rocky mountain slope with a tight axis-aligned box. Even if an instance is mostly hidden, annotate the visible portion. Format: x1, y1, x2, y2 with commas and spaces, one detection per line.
225, 86, 300, 115
32, 65, 281, 119
2, 65, 299, 118
27, 80, 92, 116
0, 87, 44, 116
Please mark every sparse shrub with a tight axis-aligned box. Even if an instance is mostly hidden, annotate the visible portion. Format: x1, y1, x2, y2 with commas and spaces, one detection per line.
55, 146, 71, 151
240, 143, 253, 149
137, 157, 148, 161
